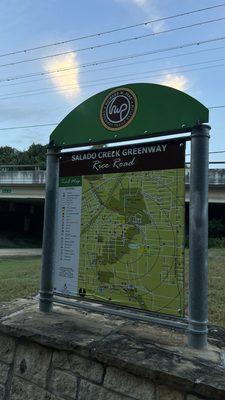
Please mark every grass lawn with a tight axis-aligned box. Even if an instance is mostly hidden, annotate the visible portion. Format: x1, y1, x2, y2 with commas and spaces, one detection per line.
0, 249, 224, 327
207, 248, 225, 327
0, 257, 41, 302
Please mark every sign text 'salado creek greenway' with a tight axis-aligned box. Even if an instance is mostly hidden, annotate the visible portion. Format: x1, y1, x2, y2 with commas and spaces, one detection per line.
40, 83, 210, 349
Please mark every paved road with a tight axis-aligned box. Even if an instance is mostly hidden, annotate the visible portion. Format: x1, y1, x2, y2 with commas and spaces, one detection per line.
0, 249, 42, 257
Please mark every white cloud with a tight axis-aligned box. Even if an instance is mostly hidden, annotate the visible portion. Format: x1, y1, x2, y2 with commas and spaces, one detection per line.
132, 0, 148, 6
115, 0, 165, 32
43, 53, 80, 101
159, 74, 189, 92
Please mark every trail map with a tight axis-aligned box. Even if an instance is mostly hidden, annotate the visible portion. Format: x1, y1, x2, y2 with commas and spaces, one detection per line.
79, 169, 184, 316
54, 140, 185, 317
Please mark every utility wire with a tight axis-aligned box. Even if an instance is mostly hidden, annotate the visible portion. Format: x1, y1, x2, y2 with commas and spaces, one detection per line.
1, 2, 225, 58
0, 123, 224, 133
209, 151, 225, 155
1, 43, 225, 89
1, 35, 225, 84
1, 17, 225, 69
208, 105, 225, 109
0, 123, 57, 130
1, 61, 225, 101
2, 56, 225, 99
187, 151, 225, 155
186, 161, 225, 164
0, 122, 224, 133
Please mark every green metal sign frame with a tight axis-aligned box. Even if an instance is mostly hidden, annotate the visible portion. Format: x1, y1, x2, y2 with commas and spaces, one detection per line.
50, 83, 208, 148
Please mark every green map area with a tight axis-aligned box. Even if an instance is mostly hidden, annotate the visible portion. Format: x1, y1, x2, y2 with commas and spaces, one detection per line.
78, 169, 185, 316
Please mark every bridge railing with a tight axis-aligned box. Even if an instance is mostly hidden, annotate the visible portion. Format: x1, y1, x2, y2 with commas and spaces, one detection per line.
0, 165, 46, 184
0, 164, 44, 171
185, 165, 225, 185
0, 165, 225, 186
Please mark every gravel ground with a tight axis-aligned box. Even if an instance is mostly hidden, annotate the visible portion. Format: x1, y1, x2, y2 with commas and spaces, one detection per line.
0, 248, 42, 257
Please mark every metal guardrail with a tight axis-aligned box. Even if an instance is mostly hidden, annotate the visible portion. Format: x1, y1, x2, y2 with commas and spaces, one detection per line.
0, 168, 46, 185
0, 166, 225, 186
185, 168, 225, 185
0, 164, 44, 171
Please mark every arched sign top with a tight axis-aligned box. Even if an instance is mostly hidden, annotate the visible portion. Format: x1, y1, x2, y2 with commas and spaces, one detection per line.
50, 83, 209, 148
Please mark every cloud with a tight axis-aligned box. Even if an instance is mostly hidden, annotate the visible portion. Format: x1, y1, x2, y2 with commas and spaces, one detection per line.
114, 0, 165, 33
159, 74, 189, 92
43, 53, 80, 101
131, 0, 147, 6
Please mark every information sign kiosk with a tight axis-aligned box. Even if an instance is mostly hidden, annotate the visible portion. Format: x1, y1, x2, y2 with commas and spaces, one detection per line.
39, 83, 210, 349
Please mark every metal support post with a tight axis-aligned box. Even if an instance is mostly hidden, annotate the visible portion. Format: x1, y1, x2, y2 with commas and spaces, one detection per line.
188, 124, 210, 349
39, 147, 58, 312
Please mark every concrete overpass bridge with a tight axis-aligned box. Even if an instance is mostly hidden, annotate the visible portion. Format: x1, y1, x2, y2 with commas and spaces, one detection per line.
0, 165, 45, 242
0, 165, 45, 200
0, 165, 224, 242
0, 165, 224, 203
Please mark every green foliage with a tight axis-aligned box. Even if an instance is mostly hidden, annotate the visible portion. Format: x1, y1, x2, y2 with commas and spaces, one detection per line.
186, 219, 225, 248
0, 146, 20, 165
208, 218, 225, 238
0, 143, 47, 167
20, 143, 47, 167
208, 237, 225, 248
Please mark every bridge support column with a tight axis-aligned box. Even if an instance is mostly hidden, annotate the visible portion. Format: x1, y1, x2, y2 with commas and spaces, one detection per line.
188, 124, 210, 349
39, 147, 58, 312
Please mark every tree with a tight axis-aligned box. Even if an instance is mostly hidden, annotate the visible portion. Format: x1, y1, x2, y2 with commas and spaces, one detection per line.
0, 146, 20, 165
0, 143, 47, 168
19, 143, 47, 167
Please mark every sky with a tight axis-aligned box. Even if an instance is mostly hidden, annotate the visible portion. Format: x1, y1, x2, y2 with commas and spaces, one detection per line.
0, 0, 224, 162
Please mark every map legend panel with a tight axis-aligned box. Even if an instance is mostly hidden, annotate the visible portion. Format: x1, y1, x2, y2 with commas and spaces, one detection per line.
53, 177, 82, 296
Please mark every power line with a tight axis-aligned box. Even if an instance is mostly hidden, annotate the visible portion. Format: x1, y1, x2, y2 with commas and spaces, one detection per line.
0, 121, 224, 134
208, 105, 225, 109
1, 61, 225, 101
1, 43, 225, 90
1, 34, 225, 84
1, 3, 225, 59
0, 123, 57, 131
1, 16, 225, 69
2, 57, 225, 99
186, 161, 225, 164
208, 161, 225, 164
187, 151, 225, 156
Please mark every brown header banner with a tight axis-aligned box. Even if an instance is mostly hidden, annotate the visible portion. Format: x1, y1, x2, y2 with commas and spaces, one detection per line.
59, 139, 185, 177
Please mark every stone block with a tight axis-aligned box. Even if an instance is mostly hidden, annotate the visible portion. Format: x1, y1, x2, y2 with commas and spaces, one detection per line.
0, 384, 5, 400
69, 354, 104, 383
52, 350, 104, 383
14, 342, 52, 388
10, 377, 61, 400
0, 362, 10, 385
52, 350, 70, 370
104, 367, 155, 400
78, 380, 132, 400
0, 333, 15, 364
156, 385, 184, 400
50, 369, 77, 399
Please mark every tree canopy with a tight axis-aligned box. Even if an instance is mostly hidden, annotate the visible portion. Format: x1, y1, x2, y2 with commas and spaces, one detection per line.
0, 143, 47, 168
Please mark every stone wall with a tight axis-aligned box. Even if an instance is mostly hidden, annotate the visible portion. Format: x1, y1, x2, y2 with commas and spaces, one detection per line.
0, 333, 206, 400
0, 299, 224, 400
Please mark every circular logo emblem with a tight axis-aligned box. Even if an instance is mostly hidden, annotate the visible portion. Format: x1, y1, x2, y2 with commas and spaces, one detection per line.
100, 88, 138, 131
